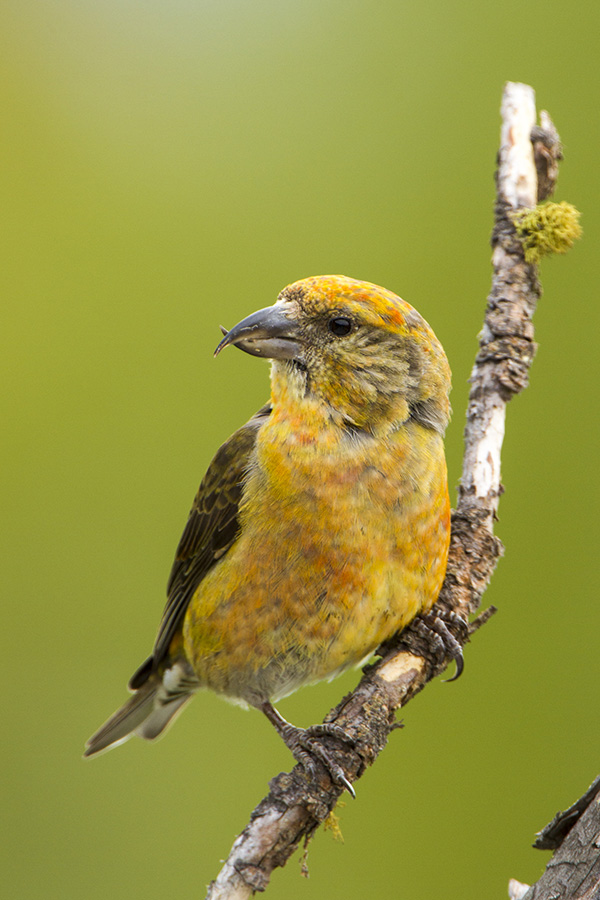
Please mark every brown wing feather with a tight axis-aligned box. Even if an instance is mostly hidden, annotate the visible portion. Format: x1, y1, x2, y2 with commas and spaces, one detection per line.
128, 404, 271, 690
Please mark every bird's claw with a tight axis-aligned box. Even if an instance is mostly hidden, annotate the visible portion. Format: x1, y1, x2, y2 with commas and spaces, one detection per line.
279, 721, 356, 797
397, 608, 467, 680
304, 722, 357, 747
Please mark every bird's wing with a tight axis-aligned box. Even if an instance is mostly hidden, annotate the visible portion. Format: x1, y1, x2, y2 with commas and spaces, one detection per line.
128, 403, 271, 690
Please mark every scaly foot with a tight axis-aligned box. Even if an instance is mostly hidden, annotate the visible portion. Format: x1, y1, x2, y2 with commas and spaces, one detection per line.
261, 701, 356, 797
390, 608, 467, 680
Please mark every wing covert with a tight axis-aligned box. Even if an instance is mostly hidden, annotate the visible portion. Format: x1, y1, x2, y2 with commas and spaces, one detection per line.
129, 404, 271, 689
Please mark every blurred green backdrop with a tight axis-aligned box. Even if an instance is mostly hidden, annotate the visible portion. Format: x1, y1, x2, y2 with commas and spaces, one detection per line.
2, 1, 599, 898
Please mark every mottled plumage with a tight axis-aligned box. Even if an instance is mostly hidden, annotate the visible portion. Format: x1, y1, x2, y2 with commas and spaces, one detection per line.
85, 275, 451, 762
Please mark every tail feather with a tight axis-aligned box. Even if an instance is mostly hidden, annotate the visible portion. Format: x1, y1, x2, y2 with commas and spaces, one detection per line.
84, 683, 157, 757
84, 665, 196, 758
134, 692, 192, 741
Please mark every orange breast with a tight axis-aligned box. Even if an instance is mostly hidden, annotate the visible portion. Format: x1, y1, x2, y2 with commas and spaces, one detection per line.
183, 414, 449, 706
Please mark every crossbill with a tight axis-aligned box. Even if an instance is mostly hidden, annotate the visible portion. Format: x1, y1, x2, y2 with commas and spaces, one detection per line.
85, 275, 451, 787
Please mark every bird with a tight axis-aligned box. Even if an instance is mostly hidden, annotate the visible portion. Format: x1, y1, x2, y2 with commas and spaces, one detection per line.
84, 274, 452, 791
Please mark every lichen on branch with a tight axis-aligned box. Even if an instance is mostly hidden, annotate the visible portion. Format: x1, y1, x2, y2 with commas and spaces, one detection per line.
512, 201, 582, 263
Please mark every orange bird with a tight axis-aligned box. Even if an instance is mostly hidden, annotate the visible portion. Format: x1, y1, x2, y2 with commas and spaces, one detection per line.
85, 275, 451, 791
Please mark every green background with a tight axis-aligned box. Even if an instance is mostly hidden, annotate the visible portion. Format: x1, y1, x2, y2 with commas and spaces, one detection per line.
2, 1, 599, 898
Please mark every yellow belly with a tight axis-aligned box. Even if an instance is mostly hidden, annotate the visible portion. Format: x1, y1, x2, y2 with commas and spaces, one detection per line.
183, 417, 449, 706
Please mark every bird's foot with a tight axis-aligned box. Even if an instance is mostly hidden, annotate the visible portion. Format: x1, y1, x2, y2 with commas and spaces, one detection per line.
261, 702, 356, 797
391, 608, 468, 680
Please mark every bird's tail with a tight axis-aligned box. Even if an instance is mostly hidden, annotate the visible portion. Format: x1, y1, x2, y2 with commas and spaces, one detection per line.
84, 661, 196, 758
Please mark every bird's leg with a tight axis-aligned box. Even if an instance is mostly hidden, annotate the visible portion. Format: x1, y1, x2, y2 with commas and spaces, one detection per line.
391, 608, 467, 681
261, 701, 356, 797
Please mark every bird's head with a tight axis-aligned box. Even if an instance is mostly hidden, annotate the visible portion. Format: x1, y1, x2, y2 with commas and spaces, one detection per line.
215, 275, 451, 435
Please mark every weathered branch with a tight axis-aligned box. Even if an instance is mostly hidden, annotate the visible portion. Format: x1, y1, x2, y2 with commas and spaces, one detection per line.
508, 777, 600, 899
205, 82, 561, 900
534, 776, 600, 852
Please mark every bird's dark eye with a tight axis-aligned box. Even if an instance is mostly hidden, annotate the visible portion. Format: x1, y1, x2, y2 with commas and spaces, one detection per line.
328, 316, 353, 336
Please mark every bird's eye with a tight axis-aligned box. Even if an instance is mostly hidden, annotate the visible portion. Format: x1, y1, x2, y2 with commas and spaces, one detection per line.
327, 316, 353, 337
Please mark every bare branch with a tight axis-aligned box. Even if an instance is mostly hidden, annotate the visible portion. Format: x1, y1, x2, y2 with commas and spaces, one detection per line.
534, 776, 600, 851
510, 777, 600, 899
205, 82, 561, 900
